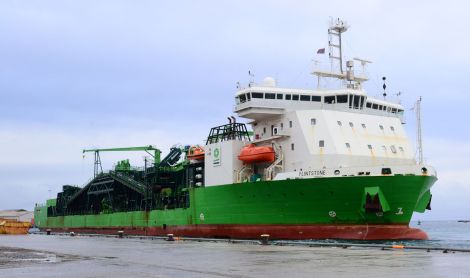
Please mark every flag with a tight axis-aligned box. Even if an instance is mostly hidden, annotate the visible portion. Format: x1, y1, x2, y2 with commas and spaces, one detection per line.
317, 48, 325, 54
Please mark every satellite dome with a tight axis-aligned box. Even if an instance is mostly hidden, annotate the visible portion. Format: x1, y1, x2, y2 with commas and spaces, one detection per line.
262, 77, 276, 87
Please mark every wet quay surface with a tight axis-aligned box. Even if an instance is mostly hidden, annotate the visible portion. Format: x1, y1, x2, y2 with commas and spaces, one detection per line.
0, 234, 469, 278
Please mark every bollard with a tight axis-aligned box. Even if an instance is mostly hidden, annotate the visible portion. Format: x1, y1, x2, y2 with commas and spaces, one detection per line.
70, 232, 75, 237
46, 229, 51, 235
117, 231, 124, 238
260, 234, 270, 245
166, 234, 175, 241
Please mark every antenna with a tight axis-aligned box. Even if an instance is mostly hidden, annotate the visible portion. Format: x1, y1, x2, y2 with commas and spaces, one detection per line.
312, 20, 369, 88
416, 96, 424, 165
396, 91, 402, 104
328, 18, 349, 73
248, 70, 255, 87
353, 57, 372, 75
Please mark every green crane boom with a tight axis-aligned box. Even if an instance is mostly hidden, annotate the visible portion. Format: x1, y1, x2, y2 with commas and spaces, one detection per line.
83, 145, 161, 162
83, 145, 162, 177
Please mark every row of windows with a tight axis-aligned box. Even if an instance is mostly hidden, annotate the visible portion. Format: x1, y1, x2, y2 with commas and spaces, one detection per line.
310, 118, 396, 132
237, 92, 404, 115
290, 140, 404, 154
363, 144, 404, 154
238, 92, 322, 103
237, 92, 365, 108
365, 102, 404, 114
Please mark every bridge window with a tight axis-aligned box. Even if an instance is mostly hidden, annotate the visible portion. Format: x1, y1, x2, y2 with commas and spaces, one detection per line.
289, 121, 292, 128
312, 96, 321, 102
300, 95, 310, 101
292, 94, 299, 101
276, 94, 283, 100
239, 94, 247, 103
252, 92, 263, 99
337, 95, 348, 103
353, 95, 360, 109
291, 143, 295, 151
378, 105, 383, 110
319, 140, 325, 147
247, 93, 251, 101
391, 108, 397, 113
286, 94, 292, 100
324, 96, 335, 104
372, 103, 378, 109
265, 93, 275, 99
366, 102, 372, 108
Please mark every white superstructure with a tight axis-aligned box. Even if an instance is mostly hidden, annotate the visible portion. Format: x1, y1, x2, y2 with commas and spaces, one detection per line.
233, 86, 423, 180
203, 18, 436, 186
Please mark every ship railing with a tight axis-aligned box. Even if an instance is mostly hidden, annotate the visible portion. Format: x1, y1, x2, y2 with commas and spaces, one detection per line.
237, 165, 253, 183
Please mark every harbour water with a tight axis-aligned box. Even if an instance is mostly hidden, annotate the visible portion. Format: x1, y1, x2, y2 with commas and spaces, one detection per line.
0, 221, 469, 278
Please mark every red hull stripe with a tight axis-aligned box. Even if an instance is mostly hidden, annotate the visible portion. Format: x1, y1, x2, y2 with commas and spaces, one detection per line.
45, 224, 428, 240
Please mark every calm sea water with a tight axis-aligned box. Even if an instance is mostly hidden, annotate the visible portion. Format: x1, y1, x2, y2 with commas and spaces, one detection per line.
409, 220, 470, 249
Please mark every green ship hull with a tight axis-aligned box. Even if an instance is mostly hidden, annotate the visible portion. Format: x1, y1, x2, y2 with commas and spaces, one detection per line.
35, 175, 435, 240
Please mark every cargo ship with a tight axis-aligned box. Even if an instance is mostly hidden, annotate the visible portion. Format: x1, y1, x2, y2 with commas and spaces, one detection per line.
34, 19, 436, 240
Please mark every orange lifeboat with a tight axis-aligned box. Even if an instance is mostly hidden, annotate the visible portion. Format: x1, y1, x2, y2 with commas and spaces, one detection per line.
238, 144, 275, 164
187, 145, 205, 161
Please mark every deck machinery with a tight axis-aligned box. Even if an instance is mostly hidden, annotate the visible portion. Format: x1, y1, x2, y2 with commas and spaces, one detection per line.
45, 124, 246, 218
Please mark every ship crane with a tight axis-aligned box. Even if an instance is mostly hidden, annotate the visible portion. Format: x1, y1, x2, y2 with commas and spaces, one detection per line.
83, 145, 162, 177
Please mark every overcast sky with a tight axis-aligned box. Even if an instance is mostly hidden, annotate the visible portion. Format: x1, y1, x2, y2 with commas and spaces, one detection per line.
1, 1, 469, 220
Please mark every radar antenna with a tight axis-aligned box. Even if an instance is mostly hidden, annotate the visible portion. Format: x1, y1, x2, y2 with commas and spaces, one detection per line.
312, 19, 369, 89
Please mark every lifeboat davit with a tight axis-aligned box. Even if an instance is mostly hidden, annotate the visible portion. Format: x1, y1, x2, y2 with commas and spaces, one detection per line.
187, 146, 205, 161
238, 144, 275, 164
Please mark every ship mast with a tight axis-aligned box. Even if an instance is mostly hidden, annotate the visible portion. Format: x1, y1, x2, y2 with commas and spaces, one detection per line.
416, 97, 424, 164
312, 19, 369, 89
328, 18, 348, 73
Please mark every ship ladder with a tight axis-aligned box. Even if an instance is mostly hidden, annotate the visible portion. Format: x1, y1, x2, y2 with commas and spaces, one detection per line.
264, 142, 284, 181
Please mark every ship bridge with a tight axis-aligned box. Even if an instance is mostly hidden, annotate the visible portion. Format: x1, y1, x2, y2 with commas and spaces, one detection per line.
234, 86, 404, 122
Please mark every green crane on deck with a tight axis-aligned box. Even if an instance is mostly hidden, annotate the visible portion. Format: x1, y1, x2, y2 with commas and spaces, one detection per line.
83, 145, 162, 178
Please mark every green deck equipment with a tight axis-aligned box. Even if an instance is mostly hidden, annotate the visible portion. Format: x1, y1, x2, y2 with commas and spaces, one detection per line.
83, 145, 162, 177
